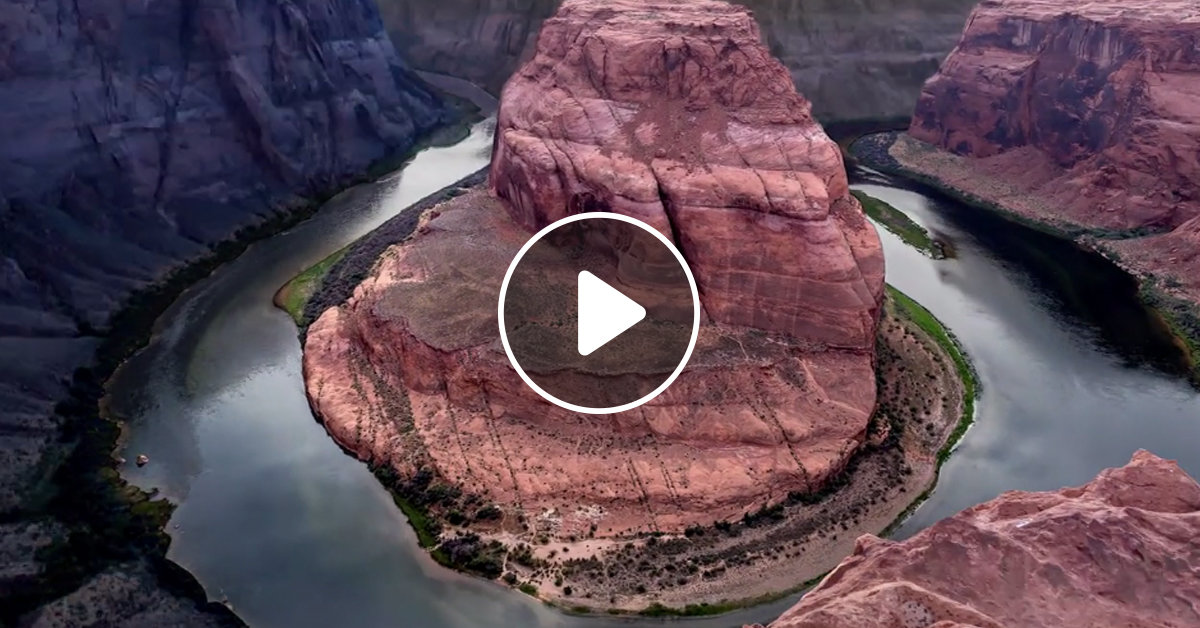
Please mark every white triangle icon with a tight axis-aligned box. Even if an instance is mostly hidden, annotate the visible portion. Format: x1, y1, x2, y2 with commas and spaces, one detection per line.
577, 271, 646, 356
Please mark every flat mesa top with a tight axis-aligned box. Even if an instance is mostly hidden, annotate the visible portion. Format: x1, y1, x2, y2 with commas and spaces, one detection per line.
978, 0, 1200, 23
551, 0, 762, 41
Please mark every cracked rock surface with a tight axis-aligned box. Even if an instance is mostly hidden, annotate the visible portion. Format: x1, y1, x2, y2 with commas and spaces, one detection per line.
758, 450, 1200, 628
491, 0, 885, 350
304, 0, 884, 536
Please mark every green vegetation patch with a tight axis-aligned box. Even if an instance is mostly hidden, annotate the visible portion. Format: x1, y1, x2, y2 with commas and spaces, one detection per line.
637, 601, 742, 618
852, 190, 944, 258
436, 533, 506, 579
1140, 278, 1200, 383
276, 248, 348, 324
626, 571, 828, 619
877, 285, 980, 541
886, 285, 978, 465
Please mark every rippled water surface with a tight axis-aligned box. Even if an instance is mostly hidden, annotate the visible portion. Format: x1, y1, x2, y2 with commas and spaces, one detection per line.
112, 122, 1199, 627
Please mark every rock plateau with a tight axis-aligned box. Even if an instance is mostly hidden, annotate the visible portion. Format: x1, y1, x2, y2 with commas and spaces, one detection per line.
758, 450, 1200, 628
305, 0, 885, 538
907, 0, 1200, 307
377, 0, 979, 121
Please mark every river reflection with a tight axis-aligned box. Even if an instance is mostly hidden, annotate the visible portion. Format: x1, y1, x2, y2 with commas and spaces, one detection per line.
111, 119, 1198, 627
852, 178, 1200, 538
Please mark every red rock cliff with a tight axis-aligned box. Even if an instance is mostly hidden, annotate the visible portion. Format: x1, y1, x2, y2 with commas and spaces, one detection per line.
757, 450, 1200, 627
491, 0, 884, 350
907, 0, 1200, 305
305, 0, 883, 537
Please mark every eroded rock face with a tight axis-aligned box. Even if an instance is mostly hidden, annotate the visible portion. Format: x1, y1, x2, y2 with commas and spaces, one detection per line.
0, 0, 452, 510
377, 0, 978, 122
491, 0, 885, 349
305, 0, 884, 536
908, 0, 1200, 302
1, 0, 450, 333
760, 450, 1200, 628
306, 192, 878, 535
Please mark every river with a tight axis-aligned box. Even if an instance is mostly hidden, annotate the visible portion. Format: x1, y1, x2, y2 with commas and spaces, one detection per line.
110, 119, 1199, 626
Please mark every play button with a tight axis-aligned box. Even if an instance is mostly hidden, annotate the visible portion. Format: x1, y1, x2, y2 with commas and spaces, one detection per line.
577, 271, 646, 356
498, 213, 699, 414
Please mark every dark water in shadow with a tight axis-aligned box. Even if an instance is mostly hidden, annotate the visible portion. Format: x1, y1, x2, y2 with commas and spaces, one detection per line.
848, 176, 1199, 539
110, 122, 1199, 626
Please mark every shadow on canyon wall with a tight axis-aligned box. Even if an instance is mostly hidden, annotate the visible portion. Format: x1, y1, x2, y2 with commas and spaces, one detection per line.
377, 0, 977, 122
0, 0, 464, 623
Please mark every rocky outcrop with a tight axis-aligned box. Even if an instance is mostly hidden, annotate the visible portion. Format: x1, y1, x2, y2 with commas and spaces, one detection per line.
0, 0, 454, 511
305, 0, 884, 536
306, 191, 879, 535
377, 0, 977, 121
908, 0, 1200, 304
491, 0, 884, 349
759, 450, 1200, 627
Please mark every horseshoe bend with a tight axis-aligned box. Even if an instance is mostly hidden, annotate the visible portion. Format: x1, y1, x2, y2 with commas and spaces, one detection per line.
7, 0, 1200, 623
299, 0, 970, 611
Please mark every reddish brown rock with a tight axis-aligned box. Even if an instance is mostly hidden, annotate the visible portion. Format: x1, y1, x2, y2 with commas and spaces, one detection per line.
305, 190, 876, 536
760, 450, 1200, 628
304, 0, 884, 537
491, 0, 884, 350
908, 0, 1200, 304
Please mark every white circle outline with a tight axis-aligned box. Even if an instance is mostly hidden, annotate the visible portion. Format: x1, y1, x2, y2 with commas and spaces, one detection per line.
497, 212, 700, 415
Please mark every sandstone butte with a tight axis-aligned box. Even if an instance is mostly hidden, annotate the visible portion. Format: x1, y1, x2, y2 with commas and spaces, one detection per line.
907, 0, 1200, 308
752, 450, 1200, 628
303, 0, 885, 537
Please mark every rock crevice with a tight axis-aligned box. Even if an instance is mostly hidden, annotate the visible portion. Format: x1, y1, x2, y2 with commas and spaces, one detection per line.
491, 0, 885, 350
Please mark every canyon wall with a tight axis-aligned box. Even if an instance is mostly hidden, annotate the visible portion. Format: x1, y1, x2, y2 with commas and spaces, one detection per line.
758, 450, 1200, 627
0, 0, 455, 510
305, 0, 884, 537
377, 0, 977, 121
907, 0, 1200, 306
0, 0, 456, 620
490, 0, 885, 349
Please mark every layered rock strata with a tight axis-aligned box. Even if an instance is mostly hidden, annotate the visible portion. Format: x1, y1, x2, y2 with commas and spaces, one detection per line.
377, 0, 978, 121
305, 0, 884, 536
306, 190, 879, 535
908, 0, 1200, 305
0, 0, 454, 619
760, 450, 1200, 628
491, 0, 885, 349
0, 0, 453, 509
